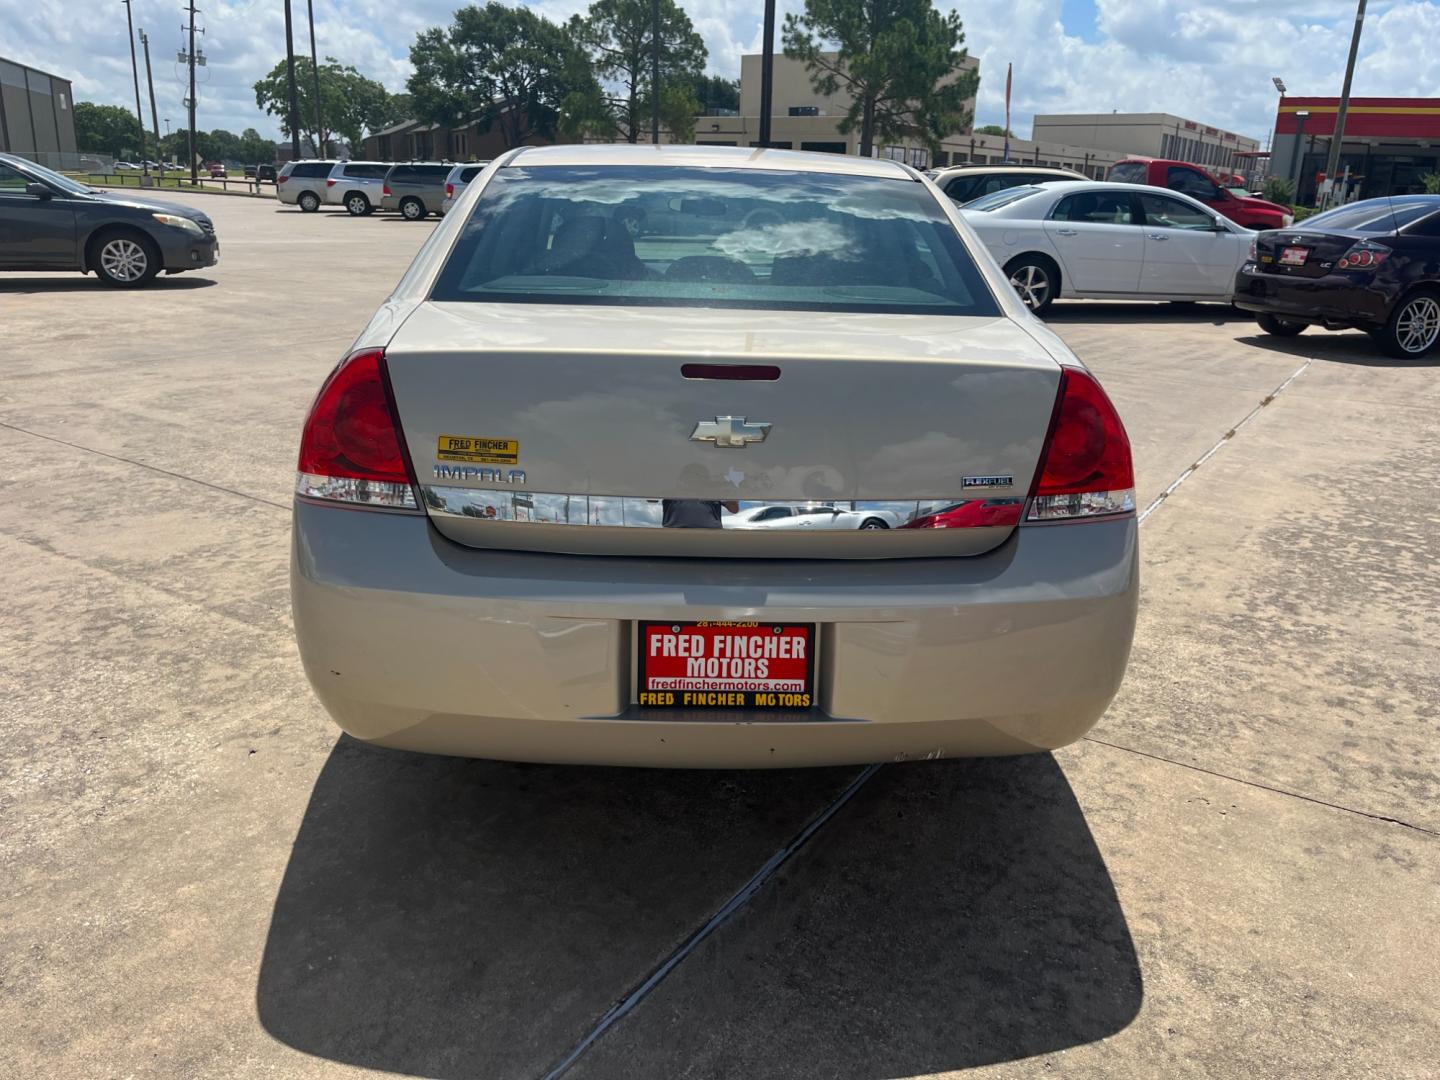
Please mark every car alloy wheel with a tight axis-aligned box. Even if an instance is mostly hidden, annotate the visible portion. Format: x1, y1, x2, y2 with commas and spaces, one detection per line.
1394, 296, 1440, 355
299, 192, 320, 212
402, 198, 425, 221
1009, 263, 1051, 311
100, 238, 148, 283
347, 194, 369, 216
859, 518, 888, 529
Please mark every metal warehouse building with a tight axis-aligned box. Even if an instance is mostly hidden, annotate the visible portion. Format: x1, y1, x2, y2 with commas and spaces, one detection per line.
0, 56, 79, 166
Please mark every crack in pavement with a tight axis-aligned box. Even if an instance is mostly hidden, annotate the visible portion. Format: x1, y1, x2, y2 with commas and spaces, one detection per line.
0, 418, 290, 512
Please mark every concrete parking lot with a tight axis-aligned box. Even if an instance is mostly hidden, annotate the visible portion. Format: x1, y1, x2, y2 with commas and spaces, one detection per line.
2, 191, 1436, 1079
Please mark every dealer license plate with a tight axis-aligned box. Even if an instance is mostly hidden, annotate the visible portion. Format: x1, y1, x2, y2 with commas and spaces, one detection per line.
637, 621, 815, 710
1280, 246, 1309, 266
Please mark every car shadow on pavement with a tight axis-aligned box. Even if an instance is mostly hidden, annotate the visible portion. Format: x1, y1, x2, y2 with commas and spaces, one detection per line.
256, 741, 1139, 1080
1044, 301, 1248, 325
0, 275, 217, 292
1237, 331, 1440, 367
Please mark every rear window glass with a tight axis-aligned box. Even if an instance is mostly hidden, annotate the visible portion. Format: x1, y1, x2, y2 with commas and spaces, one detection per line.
290, 162, 332, 178
459, 166, 483, 183
1108, 162, 1148, 184
1305, 197, 1439, 234
343, 163, 388, 179
432, 165, 999, 317
964, 185, 1043, 211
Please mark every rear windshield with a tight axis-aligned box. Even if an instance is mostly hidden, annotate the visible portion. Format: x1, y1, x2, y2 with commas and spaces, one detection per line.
289, 162, 333, 178
431, 165, 999, 316
1303, 197, 1440, 234
459, 166, 484, 183
964, 185, 1044, 211
1108, 162, 1148, 184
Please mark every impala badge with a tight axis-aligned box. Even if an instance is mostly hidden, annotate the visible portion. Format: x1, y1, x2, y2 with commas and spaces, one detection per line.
690, 415, 771, 449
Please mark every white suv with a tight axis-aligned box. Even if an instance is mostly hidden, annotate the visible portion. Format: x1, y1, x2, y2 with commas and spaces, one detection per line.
276, 160, 339, 212
323, 161, 391, 216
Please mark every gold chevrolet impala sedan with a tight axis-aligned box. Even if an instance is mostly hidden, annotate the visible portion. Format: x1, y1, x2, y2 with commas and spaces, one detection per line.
291, 144, 1138, 768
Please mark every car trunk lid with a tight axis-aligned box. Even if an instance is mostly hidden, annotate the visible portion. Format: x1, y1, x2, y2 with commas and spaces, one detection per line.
1255, 228, 1362, 278
383, 302, 1063, 558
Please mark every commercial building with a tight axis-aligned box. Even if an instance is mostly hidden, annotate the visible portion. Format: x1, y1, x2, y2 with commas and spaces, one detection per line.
1270, 96, 1440, 203
0, 56, 78, 167
1031, 113, 1259, 176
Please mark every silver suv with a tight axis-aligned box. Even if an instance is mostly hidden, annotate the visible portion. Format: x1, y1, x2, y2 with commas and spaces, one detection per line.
324, 161, 391, 216
277, 159, 339, 212
382, 162, 452, 221
441, 162, 490, 215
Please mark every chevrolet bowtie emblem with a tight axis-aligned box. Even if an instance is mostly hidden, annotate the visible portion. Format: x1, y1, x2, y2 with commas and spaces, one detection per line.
690, 415, 771, 449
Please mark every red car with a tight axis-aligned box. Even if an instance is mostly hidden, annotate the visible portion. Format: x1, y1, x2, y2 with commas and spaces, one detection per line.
207, 161, 227, 178
901, 498, 1024, 530
1109, 157, 1293, 229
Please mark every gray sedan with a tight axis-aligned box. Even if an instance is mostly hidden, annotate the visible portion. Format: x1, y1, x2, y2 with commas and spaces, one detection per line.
0, 152, 218, 286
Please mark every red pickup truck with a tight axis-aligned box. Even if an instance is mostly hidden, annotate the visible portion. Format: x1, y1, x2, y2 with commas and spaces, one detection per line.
1109, 158, 1294, 230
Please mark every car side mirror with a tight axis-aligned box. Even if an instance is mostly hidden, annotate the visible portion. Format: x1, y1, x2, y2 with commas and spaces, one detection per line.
25, 182, 53, 199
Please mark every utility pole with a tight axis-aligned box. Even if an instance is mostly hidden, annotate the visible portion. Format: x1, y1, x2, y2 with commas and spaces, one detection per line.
122, 0, 146, 167
758, 0, 775, 147
186, 0, 199, 184
306, 0, 324, 156
1323, 0, 1367, 206
650, 0, 660, 144
139, 29, 162, 170
284, 0, 302, 159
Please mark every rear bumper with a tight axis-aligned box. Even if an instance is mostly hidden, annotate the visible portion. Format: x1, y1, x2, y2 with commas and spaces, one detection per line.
1233, 264, 1393, 326
291, 501, 1139, 767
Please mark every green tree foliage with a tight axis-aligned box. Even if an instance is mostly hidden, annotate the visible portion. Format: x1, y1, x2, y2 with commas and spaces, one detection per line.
158, 127, 275, 166
569, 0, 707, 143
782, 0, 978, 156
407, 3, 599, 149
254, 56, 395, 154
974, 123, 1012, 136
1422, 172, 1440, 195
692, 73, 740, 113
74, 101, 145, 158
1262, 176, 1296, 206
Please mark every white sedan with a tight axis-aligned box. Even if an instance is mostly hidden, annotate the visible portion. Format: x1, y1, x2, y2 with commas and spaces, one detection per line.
958, 181, 1254, 312
726, 505, 904, 530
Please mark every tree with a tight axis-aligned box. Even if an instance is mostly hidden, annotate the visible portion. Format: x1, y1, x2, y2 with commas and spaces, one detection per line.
570, 0, 707, 143
255, 57, 396, 154
692, 74, 740, 114
783, 0, 978, 157
407, 4, 600, 149
974, 123, 1011, 137
74, 101, 144, 159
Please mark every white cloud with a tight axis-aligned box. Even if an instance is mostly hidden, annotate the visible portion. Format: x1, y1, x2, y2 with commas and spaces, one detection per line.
1, 0, 1437, 147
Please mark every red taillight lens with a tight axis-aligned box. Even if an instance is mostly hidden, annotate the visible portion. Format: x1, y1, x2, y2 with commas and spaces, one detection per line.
446, 183, 454, 197
296, 349, 418, 510
326, 178, 336, 186
1026, 368, 1134, 522
1336, 242, 1390, 270
383, 182, 391, 195
277, 175, 288, 184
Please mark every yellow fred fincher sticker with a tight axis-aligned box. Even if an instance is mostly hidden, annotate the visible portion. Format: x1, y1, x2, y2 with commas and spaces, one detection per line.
437, 435, 519, 464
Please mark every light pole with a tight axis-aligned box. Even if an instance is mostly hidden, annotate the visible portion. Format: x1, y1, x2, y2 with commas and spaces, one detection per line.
1323, 0, 1367, 206
121, 0, 146, 168
758, 0, 776, 147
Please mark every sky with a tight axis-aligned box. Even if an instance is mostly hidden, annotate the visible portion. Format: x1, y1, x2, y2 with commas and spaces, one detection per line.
4, 0, 1439, 146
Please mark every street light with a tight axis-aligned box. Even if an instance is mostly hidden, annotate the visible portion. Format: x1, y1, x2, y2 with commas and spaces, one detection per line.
1272, 76, 1287, 94
1289, 110, 1310, 189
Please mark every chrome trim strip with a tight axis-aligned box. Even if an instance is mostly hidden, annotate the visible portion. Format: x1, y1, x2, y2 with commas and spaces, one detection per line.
420, 484, 1017, 530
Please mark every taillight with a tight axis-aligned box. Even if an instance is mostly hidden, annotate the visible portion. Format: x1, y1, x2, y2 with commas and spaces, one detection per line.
1247, 237, 1257, 261
446, 183, 454, 197
326, 178, 336, 186
1336, 241, 1390, 271
277, 174, 288, 184
383, 182, 391, 196
295, 349, 418, 510
1025, 368, 1134, 522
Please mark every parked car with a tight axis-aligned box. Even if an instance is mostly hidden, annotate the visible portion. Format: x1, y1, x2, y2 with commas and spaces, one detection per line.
1109, 157, 1293, 229
726, 505, 902, 530
323, 160, 391, 216
381, 162, 452, 220
441, 162, 491, 215
960, 180, 1254, 311
1234, 194, 1440, 358
276, 159, 339, 212
114, 161, 139, 171
207, 162, 227, 178
931, 163, 1087, 205
255, 164, 277, 184
244, 164, 256, 178
0, 152, 218, 286
290, 143, 1138, 767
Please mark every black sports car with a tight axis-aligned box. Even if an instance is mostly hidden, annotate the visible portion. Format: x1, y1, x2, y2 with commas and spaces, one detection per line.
1234, 194, 1440, 358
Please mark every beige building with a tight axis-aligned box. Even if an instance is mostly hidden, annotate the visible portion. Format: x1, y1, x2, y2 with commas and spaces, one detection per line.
1031, 113, 1260, 175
